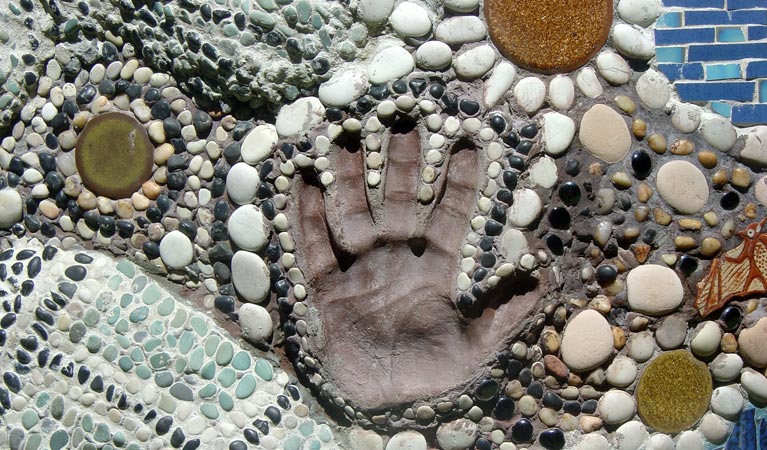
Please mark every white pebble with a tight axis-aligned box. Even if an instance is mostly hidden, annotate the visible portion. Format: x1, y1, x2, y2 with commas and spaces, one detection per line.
159, 230, 194, 269
513, 77, 546, 114
239, 303, 273, 344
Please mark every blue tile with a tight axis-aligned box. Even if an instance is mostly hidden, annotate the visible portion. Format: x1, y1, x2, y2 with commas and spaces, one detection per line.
656, 28, 716, 44
659, 64, 683, 81
760, 80, 767, 102
706, 63, 743, 80
710, 101, 732, 117
685, 10, 730, 25
732, 104, 767, 125
746, 60, 767, 78
749, 25, 767, 39
656, 12, 683, 28
729, 9, 767, 24
717, 26, 746, 41
676, 81, 755, 101
683, 62, 706, 79
664, 0, 724, 7
728, 0, 757, 9
656, 46, 686, 63
688, 42, 767, 61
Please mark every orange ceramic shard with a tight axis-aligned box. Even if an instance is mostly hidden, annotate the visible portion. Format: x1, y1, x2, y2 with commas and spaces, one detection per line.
484, 0, 613, 74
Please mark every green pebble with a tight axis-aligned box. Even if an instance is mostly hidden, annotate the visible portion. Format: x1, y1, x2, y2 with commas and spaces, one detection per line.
8, 3, 21, 15
216, 341, 234, 366
201, 403, 219, 419
222, 24, 239, 37
130, 306, 150, 323
201, 361, 216, 380
107, 275, 122, 291
149, 320, 164, 335
72, 427, 84, 446
179, 331, 196, 354
256, 0, 276, 10
120, 293, 133, 308
170, 309, 187, 328
50, 429, 69, 450
82, 414, 93, 432
107, 307, 121, 325
150, 352, 171, 369
83, 444, 97, 450
241, 0, 250, 12
284, 6, 298, 26
142, 285, 161, 305
144, 338, 162, 352
198, 383, 217, 399
188, 347, 204, 372
94, 423, 111, 442
5, 79, 20, 96
217, 367, 236, 388
116, 335, 131, 349
103, 345, 118, 361
157, 297, 174, 316
114, 319, 129, 334
127, 444, 142, 450
22, 410, 39, 429
64, 18, 79, 35
284, 85, 300, 101
155, 371, 174, 388
170, 383, 194, 401
232, 351, 251, 370
299, 421, 314, 437
87, 335, 103, 353
219, 391, 234, 411
319, 28, 332, 48
135, 365, 151, 380
191, 317, 208, 337
255, 359, 273, 381
250, 11, 276, 28
0, 94, 12, 109
284, 435, 303, 450
24, 433, 42, 450
159, 393, 177, 414
275, 0, 292, 5
204, 335, 220, 356
130, 347, 144, 362
235, 374, 257, 399
51, 396, 65, 419
296, 0, 311, 23
309, 440, 321, 450
240, 32, 256, 45
117, 260, 136, 278
35, 392, 50, 408
69, 322, 87, 343
0, 30, 9, 43
113, 431, 126, 446
132, 276, 147, 293
118, 356, 133, 372
311, 12, 323, 29
318, 425, 333, 442
174, 356, 187, 374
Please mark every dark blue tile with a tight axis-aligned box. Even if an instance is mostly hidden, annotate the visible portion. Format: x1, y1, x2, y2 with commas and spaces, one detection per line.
682, 63, 705, 79
676, 81, 755, 101
749, 25, 767, 39
728, 0, 756, 9
685, 10, 730, 25
656, 28, 716, 44
659, 64, 683, 81
747, 60, 767, 78
664, 0, 724, 7
729, 9, 767, 24
732, 104, 767, 125
688, 42, 767, 61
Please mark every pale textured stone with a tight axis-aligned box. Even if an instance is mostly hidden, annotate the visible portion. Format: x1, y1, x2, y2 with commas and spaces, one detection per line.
561, 309, 614, 372
626, 265, 684, 316
656, 160, 709, 214
579, 104, 631, 163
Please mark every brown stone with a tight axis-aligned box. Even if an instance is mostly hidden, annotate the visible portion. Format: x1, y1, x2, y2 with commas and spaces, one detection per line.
698, 151, 718, 169
484, 0, 613, 74
544, 355, 570, 379
648, 134, 667, 154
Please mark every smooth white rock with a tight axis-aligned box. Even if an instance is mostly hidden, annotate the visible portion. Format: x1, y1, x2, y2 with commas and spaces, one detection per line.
636, 70, 670, 109
561, 309, 614, 372
483, 62, 516, 107
613, 421, 648, 450
675, 431, 704, 450
543, 112, 575, 156
741, 369, 767, 403
701, 116, 737, 152
579, 104, 631, 163
612, 23, 655, 59
444, 0, 479, 12
239, 303, 273, 343
498, 229, 528, 264
645, 434, 674, 450
513, 77, 546, 114
358, 0, 395, 24
739, 126, 767, 167
0, 189, 23, 229
576, 67, 604, 98
231, 251, 271, 303
606, 356, 638, 388
318, 70, 369, 107
415, 41, 453, 70
435, 419, 478, 450
228, 205, 268, 252
626, 264, 683, 316
226, 163, 261, 205
710, 353, 744, 382
596, 51, 631, 85
700, 412, 729, 444
617, 0, 661, 27
453, 45, 496, 80
369, 46, 415, 84
159, 230, 194, 269
241, 124, 278, 165
710, 386, 743, 420
627, 331, 654, 363
656, 160, 709, 214
671, 102, 702, 133
549, 75, 575, 110
506, 189, 542, 228
349, 430, 384, 450
275, 97, 325, 137
390, 2, 432, 37
598, 390, 636, 425
529, 157, 558, 189
576, 434, 611, 450
690, 321, 722, 357
434, 16, 487, 45
386, 431, 427, 450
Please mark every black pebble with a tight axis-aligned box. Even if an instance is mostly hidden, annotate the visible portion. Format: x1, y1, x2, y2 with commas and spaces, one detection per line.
21, 281, 34, 296
74, 253, 94, 264
539, 428, 566, 450
563, 400, 581, 415
489, 115, 506, 133
520, 123, 538, 138
631, 150, 652, 179
1, 313, 16, 328
720, 305, 742, 332
391, 80, 407, 94
542, 392, 563, 410
264, 406, 281, 424
3, 371, 20, 393
276, 394, 291, 409
480, 252, 496, 268
497, 188, 513, 205
156, 416, 173, 435
546, 235, 565, 256
582, 399, 598, 414
77, 366, 90, 384
508, 155, 525, 171
429, 83, 445, 99
517, 140, 534, 154
503, 132, 520, 148
214, 296, 235, 314
459, 99, 480, 116
474, 378, 499, 401
518, 368, 533, 386
596, 265, 617, 284
526, 381, 543, 398
253, 419, 269, 435
171, 428, 185, 448
679, 254, 698, 275
183, 439, 201, 450
64, 265, 87, 281
493, 396, 515, 420
27, 257, 41, 278
721, 191, 740, 210
503, 170, 518, 190
511, 418, 534, 443
548, 207, 571, 229
558, 182, 581, 206
484, 220, 503, 236
243, 428, 260, 444
506, 359, 523, 379
229, 441, 247, 450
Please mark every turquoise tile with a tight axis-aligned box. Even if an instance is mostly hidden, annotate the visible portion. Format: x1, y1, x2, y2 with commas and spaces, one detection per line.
706, 63, 742, 80
657, 12, 683, 28
656, 47, 685, 63
760, 80, 767, 102
710, 101, 732, 118
717, 27, 746, 42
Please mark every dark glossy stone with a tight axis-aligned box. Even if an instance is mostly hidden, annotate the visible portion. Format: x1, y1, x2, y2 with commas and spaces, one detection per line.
527, 381, 544, 398
485, 220, 503, 236
264, 406, 281, 424
473, 267, 487, 281
506, 359, 523, 379
475, 378, 499, 401
720, 305, 742, 332
679, 254, 698, 276
508, 155, 525, 171
497, 188, 513, 205
490, 115, 506, 133
65, 265, 86, 281
27, 257, 41, 279
563, 400, 581, 415
511, 418, 534, 443
596, 264, 617, 284
229, 441, 247, 450
548, 207, 571, 229
582, 399, 598, 414
459, 99, 480, 116
391, 80, 408, 94
183, 439, 201, 450
171, 427, 185, 448
243, 428, 260, 444
543, 392, 563, 410
480, 252, 497, 268
517, 140, 534, 154
546, 235, 565, 256
156, 416, 173, 435
429, 83, 445, 99
494, 396, 515, 420
631, 150, 652, 179
518, 368, 533, 386
503, 132, 520, 148
721, 191, 740, 210
558, 181, 581, 206
1, 313, 16, 328
3, 371, 20, 393
520, 123, 538, 138
539, 428, 566, 450
503, 170, 518, 190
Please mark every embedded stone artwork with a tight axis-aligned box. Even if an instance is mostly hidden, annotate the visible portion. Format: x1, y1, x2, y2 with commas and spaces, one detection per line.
1, 0, 767, 449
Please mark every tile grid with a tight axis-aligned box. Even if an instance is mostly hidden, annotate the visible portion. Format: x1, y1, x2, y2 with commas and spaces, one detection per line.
656, 0, 767, 125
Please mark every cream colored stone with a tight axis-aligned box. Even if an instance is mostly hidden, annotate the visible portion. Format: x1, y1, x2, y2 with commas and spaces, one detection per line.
561, 309, 614, 372
579, 104, 632, 163
626, 264, 683, 316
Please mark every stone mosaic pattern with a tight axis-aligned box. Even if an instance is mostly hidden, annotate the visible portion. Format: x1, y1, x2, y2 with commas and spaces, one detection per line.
657, 0, 767, 124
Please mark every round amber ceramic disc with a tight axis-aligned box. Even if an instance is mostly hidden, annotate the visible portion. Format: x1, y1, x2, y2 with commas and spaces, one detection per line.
76, 112, 154, 199
484, 0, 613, 74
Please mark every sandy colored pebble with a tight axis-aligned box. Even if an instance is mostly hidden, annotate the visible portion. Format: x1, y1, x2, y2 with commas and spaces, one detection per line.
678, 219, 702, 230
670, 139, 694, 155
732, 167, 751, 189
698, 151, 717, 169
674, 236, 697, 251
630, 316, 649, 332
700, 237, 722, 257
116, 200, 133, 218
634, 206, 650, 222
637, 183, 652, 202
614, 95, 636, 114
633, 243, 651, 263
704, 211, 718, 227
580, 415, 603, 433
653, 208, 672, 226
613, 326, 627, 350
142, 180, 162, 200
745, 203, 758, 219
648, 134, 666, 154
541, 329, 561, 354
712, 169, 729, 187
721, 333, 738, 353
611, 171, 632, 188
632, 119, 647, 140
154, 143, 174, 165
77, 191, 97, 210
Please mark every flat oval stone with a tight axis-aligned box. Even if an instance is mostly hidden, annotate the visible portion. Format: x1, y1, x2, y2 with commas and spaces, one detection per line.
227, 205, 268, 252
415, 41, 453, 70
434, 16, 487, 45
560, 309, 613, 372
390, 2, 432, 37
159, 230, 194, 269
226, 163, 260, 206
597, 390, 635, 425
656, 160, 709, 214
275, 97, 325, 137
626, 264, 683, 316
318, 70, 368, 107
241, 124, 278, 165
368, 46, 414, 84
0, 189, 23, 229
484, 0, 612, 74
231, 251, 270, 303
737, 317, 767, 368
385, 431, 427, 450
239, 303, 273, 344
636, 350, 712, 433
506, 189, 542, 229
453, 45, 496, 80
543, 112, 575, 156
579, 104, 631, 163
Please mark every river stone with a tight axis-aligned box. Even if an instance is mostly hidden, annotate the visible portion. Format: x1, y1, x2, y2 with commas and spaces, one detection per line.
453, 45, 496, 80
239, 303, 273, 344
597, 390, 636, 425
506, 188, 542, 229
390, 2, 432, 37
656, 160, 709, 214
159, 230, 194, 269
484, 62, 516, 108
386, 431, 427, 450
626, 265, 684, 316
415, 41, 453, 71
226, 163, 260, 206
561, 309, 614, 372
738, 317, 767, 368
275, 97, 325, 137
368, 46, 415, 84
231, 251, 270, 303
436, 419, 478, 450
357, 0, 395, 24
617, 0, 661, 27
241, 124, 278, 165
543, 112, 575, 156
579, 104, 631, 163
636, 70, 670, 109
434, 16, 487, 45
0, 188, 22, 229
228, 205, 268, 252
318, 70, 369, 107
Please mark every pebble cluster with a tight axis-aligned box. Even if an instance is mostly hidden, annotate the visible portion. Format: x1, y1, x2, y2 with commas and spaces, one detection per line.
1, 0, 767, 449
